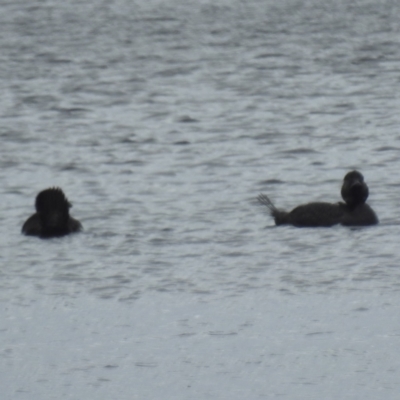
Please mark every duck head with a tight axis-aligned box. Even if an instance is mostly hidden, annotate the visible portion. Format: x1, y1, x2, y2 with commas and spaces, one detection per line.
35, 187, 72, 236
341, 170, 369, 207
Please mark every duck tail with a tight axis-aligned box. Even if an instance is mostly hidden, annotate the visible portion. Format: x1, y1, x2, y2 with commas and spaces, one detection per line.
257, 193, 288, 225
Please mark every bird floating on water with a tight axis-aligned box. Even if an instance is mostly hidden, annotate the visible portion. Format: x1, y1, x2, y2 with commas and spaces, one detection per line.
258, 170, 378, 227
22, 187, 82, 238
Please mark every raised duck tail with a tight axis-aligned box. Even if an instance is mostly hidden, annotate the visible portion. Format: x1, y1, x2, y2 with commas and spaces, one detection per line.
257, 193, 288, 225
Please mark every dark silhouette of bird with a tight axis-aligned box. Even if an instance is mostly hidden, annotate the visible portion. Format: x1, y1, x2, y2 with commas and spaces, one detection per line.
22, 187, 82, 238
258, 171, 378, 227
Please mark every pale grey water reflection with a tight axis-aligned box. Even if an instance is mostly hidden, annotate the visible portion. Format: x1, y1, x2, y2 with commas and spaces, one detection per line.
1, 0, 400, 399
2, 292, 400, 399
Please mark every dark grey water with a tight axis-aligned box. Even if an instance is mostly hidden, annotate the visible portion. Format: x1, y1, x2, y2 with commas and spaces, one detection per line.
2, 0, 400, 398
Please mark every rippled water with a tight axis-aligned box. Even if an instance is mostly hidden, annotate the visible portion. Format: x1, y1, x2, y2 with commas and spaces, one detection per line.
2, 0, 400, 398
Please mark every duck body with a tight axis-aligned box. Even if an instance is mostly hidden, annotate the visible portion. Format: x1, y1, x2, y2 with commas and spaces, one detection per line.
272, 202, 344, 227
22, 187, 82, 238
340, 203, 378, 226
258, 171, 378, 228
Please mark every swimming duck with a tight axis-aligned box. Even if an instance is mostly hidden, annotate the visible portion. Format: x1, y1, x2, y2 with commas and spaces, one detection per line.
258, 170, 378, 227
22, 187, 82, 237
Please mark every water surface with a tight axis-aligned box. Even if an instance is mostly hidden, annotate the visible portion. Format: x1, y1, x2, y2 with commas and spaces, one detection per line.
1, 0, 400, 399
